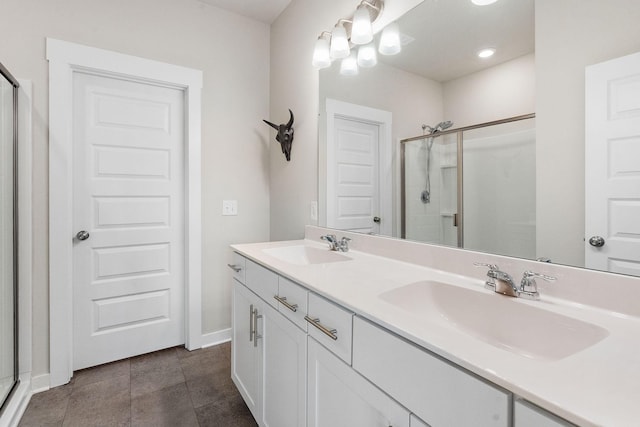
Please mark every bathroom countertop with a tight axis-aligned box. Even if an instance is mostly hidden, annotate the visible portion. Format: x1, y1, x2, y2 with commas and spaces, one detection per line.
231, 237, 640, 427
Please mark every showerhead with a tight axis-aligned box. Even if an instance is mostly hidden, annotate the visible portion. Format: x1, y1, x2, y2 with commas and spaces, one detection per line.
422, 120, 454, 135
437, 120, 453, 131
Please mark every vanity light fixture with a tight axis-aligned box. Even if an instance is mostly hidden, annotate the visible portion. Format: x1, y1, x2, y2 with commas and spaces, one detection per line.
357, 42, 378, 68
378, 22, 401, 55
477, 47, 496, 58
330, 22, 351, 59
351, 3, 375, 45
312, 32, 332, 69
312, 0, 387, 69
340, 52, 359, 75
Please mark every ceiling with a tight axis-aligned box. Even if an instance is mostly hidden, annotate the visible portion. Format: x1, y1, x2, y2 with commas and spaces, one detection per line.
198, 0, 293, 24
379, 0, 535, 82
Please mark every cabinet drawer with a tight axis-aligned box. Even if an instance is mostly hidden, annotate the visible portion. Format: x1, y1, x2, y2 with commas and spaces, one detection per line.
228, 252, 246, 283
514, 399, 574, 427
245, 259, 278, 309
276, 277, 308, 331
353, 317, 510, 427
307, 293, 353, 364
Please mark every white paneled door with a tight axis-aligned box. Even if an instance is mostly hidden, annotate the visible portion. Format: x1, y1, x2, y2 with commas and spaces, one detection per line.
72, 72, 185, 370
329, 117, 381, 233
585, 51, 640, 276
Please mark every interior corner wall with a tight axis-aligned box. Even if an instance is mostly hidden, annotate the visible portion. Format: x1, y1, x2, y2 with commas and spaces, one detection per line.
0, 0, 270, 378
535, 0, 640, 267
269, 0, 424, 241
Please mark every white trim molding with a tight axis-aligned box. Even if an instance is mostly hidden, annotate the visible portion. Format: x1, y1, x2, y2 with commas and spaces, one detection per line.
46, 38, 203, 387
200, 328, 232, 349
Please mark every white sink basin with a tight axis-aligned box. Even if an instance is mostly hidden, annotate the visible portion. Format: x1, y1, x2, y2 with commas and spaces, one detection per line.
262, 245, 352, 265
379, 281, 609, 361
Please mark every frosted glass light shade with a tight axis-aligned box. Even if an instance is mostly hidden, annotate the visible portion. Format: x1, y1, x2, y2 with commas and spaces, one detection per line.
378, 22, 401, 55
340, 53, 359, 75
357, 43, 377, 68
312, 38, 331, 69
330, 24, 350, 59
351, 5, 373, 45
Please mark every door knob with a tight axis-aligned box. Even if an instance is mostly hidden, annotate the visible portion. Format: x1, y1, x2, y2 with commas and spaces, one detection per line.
76, 230, 90, 241
588, 236, 605, 247
373, 216, 381, 224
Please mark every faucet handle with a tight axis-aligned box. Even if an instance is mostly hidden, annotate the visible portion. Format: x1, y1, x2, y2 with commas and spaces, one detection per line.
519, 271, 556, 300
473, 262, 499, 291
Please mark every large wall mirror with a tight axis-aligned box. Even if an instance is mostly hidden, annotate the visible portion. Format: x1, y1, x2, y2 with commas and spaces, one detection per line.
318, 0, 640, 276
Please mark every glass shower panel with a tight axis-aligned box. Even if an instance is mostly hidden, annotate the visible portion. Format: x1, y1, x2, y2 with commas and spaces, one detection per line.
403, 133, 458, 246
0, 71, 16, 408
462, 118, 536, 258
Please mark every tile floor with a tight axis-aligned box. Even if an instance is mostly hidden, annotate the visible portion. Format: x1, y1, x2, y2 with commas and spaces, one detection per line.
18, 342, 257, 427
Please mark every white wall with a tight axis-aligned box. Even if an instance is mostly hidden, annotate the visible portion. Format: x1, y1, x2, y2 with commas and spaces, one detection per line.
0, 0, 271, 378
536, 0, 640, 267
443, 53, 535, 127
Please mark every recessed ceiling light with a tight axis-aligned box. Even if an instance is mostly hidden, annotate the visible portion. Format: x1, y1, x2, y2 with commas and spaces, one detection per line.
477, 48, 496, 58
471, 0, 498, 5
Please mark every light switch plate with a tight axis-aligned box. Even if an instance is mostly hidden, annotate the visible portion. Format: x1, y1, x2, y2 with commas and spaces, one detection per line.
310, 201, 318, 221
222, 200, 238, 216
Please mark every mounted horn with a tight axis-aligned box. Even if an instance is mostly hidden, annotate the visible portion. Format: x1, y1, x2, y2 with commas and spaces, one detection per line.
263, 109, 295, 161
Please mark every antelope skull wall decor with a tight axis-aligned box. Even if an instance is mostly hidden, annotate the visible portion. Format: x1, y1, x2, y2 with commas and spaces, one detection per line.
263, 109, 295, 161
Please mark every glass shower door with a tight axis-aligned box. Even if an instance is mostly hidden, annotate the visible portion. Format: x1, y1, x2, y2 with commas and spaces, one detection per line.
0, 66, 17, 410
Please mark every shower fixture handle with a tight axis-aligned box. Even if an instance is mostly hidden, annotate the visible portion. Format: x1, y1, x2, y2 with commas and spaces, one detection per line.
588, 236, 605, 247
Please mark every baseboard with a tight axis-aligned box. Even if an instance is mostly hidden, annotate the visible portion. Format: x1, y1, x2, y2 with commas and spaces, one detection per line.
200, 328, 231, 348
30, 374, 50, 394
0, 377, 31, 427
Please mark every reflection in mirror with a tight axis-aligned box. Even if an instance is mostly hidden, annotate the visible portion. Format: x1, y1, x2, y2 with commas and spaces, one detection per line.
318, 0, 640, 277
402, 115, 535, 259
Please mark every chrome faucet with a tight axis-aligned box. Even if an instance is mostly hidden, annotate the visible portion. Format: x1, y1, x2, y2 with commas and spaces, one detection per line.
475, 263, 519, 296
474, 263, 556, 300
321, 234, 339, 250
320, 235, 351, 252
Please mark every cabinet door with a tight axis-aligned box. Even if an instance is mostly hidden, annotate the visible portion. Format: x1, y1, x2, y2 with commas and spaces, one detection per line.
514, 400, 574, 427
231, 280, 262, 420
308, 337, 410, 427
261, 303, 307, 427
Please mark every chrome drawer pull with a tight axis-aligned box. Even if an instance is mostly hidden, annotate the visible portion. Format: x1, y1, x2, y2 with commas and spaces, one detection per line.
227, 264, 242, 273
253, 307, 262, 348
249, 304, 254, 342
305, 315, 338, 341
274, 295, 298, 312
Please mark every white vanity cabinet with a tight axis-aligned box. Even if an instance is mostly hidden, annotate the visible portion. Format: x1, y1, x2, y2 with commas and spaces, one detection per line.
352, 316, 510, 427
514, 399, 575, 427
231, 258, 307, 427
307, 336, 410, 427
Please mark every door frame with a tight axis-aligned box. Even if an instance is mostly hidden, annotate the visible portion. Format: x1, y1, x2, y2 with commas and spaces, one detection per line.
47, 38, 202, 387
321, 98, 393, 236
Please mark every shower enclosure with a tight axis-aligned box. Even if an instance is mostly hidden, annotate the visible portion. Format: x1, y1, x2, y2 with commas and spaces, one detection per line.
401, 114, 536, 259
0, 61, 19, 412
